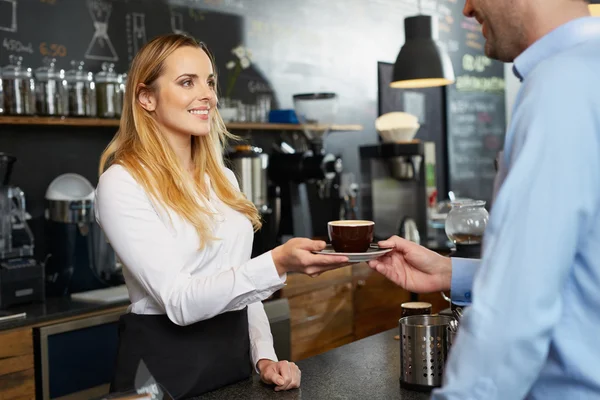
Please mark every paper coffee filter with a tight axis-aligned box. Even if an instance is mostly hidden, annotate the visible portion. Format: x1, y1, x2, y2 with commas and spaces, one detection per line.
375, 112, 419, 131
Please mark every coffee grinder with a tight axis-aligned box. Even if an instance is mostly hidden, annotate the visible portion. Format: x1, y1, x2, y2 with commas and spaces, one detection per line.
44, 173, 120, 296
0, 153, 45, 309
359, 141, 428, 242
268, 93, 343, 241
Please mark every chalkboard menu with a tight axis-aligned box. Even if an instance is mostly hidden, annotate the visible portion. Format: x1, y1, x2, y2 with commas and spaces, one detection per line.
438, 1, 506, 204
381, 0, 506, 205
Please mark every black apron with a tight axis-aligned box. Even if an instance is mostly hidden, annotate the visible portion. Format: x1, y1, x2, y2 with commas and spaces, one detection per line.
110, 308, 252, 399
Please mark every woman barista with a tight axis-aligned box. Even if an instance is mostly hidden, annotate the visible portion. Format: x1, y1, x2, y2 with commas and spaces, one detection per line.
95, 34, 349, 398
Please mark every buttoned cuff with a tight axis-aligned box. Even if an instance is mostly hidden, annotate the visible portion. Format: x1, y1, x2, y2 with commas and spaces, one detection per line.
245, 251, 287, 292
252, 341, 279, 374
450, 257, 480, 306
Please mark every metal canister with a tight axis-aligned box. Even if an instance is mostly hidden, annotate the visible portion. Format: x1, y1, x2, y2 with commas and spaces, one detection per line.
65, 60, 96, 117
399, 314, 453, 390
1, 55, 36, 115
115, 73, 127, 118
227, 145, 269, 210
0, 74, 3, 114
34, 58, 68, 116
96, 62, 119, 118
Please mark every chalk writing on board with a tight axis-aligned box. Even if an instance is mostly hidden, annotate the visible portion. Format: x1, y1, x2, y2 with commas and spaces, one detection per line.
462, 54, 492, 73
188, 8, 206, 21
39, 42, 67, 58
171, 11, 186, 34
85, 0, 119, 61
2, 38, 33, 54
0, 0, 17, 33
455, 76, 505, 92
248, 80, 272, 94
126, 12, 147, 61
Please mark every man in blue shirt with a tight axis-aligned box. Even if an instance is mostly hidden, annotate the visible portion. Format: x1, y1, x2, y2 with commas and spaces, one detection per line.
368, 0, 600, 398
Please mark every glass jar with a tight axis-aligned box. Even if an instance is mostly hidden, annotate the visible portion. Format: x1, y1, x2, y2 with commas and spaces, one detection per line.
444, 200, 489, 245
96, 62, 119, 118
35, 58, 68, 116
65, 60, 96, 117
114, 73, 127, 118
1, 55, 36, 115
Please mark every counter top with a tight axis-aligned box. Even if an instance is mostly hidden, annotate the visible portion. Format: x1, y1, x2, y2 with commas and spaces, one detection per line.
196, 329, 431, 400
0, 296, 129, 331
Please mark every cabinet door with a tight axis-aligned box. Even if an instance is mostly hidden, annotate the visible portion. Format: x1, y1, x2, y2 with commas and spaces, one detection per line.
0, 328, 35, 400
287, 280, 354, 361
353, 263, 412, 341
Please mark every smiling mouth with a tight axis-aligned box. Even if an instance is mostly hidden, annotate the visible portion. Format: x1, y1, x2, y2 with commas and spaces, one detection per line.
188, 109, 209, 115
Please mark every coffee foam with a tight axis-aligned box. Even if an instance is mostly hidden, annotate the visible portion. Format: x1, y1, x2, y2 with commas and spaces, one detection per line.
402, 302, 432, 309
328, 220, 374, 227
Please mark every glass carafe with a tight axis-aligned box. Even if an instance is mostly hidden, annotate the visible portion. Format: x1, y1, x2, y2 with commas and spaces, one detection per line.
445, 200, 489, 247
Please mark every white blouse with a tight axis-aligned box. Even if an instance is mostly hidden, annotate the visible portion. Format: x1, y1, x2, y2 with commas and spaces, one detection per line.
95, 164, 286, 369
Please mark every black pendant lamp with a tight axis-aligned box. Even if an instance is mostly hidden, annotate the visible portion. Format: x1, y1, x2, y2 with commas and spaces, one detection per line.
391, 13, 455, 89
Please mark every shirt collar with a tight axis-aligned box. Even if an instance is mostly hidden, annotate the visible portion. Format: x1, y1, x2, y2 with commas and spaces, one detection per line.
513, 16, 600, 81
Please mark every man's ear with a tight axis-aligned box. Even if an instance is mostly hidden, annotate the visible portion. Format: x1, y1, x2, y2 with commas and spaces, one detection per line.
137, 83, 156, 112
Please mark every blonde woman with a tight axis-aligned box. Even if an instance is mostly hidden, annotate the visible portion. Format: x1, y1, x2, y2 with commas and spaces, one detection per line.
96, 34, 349, 398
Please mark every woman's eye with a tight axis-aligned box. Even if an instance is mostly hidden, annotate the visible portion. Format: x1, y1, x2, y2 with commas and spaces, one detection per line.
208, 79, 216, 89
181, 79, 193, 87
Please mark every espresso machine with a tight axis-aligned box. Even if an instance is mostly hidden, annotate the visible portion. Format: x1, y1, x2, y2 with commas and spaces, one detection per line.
359, 141, 428, 243
268, 93, 343, 241
0, 153, 45, 309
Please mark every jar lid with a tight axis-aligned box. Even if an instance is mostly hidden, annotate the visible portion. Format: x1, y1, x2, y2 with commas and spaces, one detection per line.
95, 62, 118, 83
117, 72, 127, 84
35, 58, 65, 81
1, 55, 33, 79
229, 145, 263, 158
65, 60, 94, 82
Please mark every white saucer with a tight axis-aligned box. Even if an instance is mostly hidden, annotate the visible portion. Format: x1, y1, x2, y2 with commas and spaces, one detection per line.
312, 244, 393, 263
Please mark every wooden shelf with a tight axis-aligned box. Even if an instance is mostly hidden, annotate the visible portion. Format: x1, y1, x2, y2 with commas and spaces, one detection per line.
0, 116, 363, 132
0, 115, 120, 127
226, 122, 363, 131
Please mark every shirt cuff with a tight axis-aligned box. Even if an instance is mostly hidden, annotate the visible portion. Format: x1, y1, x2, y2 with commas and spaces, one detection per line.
252, 341, 279, 374
244, 251, 287, 291
450, 257, 480, 306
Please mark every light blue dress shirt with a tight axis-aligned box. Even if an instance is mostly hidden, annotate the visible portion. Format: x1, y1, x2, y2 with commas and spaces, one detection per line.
433, 17, 600, 400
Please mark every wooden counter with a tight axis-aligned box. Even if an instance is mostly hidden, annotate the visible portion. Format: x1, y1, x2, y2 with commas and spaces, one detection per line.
280, 262, 449, 361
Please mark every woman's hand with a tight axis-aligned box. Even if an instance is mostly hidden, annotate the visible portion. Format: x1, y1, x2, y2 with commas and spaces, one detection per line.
257, 359, 301, 391
271, 238, 349, 277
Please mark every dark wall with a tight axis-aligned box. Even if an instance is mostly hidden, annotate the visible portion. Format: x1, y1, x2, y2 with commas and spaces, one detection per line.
0, 0, 505, 258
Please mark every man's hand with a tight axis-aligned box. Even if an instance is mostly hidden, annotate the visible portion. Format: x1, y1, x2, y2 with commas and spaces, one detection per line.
257, 359, 301, 392
368, 235, 452, 293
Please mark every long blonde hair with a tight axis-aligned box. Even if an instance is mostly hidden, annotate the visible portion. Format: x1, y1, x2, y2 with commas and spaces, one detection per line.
99, 34, 261, 248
